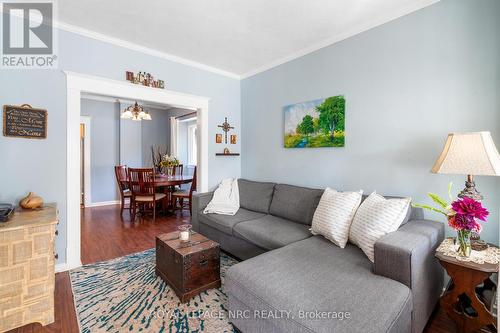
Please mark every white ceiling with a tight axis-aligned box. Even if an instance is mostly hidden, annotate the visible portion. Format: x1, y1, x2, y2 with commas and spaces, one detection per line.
58, 0, 439, 78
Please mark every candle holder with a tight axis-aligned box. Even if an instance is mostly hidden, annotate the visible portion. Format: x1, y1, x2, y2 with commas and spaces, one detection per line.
178, 224, 192, 242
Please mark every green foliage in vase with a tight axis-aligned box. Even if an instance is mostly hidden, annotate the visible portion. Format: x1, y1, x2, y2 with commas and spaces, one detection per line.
412, 183, 454, 216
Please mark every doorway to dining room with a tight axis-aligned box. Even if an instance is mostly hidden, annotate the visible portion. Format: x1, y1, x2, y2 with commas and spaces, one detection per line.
77, 92, 198, 266
79, 94, 195, 208
63, 72, 210, 271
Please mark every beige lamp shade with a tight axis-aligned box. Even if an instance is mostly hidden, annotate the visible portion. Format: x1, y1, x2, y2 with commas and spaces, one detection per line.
431, 132, 500, 176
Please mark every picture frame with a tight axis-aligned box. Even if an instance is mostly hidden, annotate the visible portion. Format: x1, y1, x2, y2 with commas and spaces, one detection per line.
230, 135, 237, 144
3, 104, 47, 139
216, 134, 222, 143
284, 95, 345, 148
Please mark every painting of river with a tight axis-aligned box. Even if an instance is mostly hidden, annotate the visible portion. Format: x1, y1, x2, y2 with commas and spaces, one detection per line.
284, 95, 345, 148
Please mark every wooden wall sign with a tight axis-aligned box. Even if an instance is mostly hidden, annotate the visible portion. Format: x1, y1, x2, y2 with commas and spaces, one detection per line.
3, 104, 47, 139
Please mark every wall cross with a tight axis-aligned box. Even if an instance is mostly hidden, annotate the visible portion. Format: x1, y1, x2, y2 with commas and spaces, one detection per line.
217, 117, 234, 143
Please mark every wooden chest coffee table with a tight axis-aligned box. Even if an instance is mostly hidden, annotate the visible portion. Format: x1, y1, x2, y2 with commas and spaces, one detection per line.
155, 231, 221, 303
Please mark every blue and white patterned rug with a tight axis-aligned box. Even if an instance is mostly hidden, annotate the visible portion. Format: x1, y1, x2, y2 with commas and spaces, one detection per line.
70, 249, 239, 333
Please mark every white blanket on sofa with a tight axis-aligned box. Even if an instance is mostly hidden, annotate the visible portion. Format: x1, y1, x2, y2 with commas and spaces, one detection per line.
203, 178, 240, 215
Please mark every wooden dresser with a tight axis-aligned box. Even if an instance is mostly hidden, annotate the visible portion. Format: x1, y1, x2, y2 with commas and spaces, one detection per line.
0, 204, 58, 332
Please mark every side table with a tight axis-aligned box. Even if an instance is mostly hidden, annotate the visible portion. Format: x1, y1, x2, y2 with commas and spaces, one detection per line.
436, 240, 498, 333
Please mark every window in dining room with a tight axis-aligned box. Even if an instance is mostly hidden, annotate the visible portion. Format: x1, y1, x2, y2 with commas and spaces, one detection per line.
187, 123, 197, 165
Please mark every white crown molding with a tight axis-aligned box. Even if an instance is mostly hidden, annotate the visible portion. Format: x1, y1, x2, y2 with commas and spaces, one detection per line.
55, 21, 242, 80
240, 0, 441, 79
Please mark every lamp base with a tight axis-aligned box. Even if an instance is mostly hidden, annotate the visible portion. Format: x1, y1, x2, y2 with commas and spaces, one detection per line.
457, 175, 483, 242
457, 175, 483, 201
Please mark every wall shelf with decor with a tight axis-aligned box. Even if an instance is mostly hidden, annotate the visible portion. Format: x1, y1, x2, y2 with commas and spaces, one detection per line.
215, 153, 240, 156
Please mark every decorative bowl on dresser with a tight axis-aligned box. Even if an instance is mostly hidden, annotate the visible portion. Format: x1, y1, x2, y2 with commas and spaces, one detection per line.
0, 204, 58, 332
155, 231, 220, 303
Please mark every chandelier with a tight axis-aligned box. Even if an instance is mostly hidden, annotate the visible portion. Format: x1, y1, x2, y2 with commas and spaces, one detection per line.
120, 101, 152, 121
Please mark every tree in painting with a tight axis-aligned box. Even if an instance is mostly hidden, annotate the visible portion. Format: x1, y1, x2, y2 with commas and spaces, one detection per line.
298, 115, 315, 137
284, 95, 345, 148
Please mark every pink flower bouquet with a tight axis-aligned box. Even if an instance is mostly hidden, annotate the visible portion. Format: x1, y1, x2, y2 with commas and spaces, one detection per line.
413, 184, 489, 257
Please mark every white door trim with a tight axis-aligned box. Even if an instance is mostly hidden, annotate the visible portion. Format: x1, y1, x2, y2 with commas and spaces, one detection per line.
65, 71, 210, 270
80, 116, 92, 207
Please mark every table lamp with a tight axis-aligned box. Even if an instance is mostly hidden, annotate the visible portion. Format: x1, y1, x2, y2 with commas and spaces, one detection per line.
431, 131, 500, 200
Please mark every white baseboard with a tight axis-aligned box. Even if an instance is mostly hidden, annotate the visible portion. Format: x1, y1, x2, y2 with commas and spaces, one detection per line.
85, 200, 120, 207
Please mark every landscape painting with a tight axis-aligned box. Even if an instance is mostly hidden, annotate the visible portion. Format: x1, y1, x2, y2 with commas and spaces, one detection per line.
284, 95, 345, 148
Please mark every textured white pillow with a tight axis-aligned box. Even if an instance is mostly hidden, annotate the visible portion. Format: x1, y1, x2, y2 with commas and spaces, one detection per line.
311, 188, 363, 248
349, 192, 411, 262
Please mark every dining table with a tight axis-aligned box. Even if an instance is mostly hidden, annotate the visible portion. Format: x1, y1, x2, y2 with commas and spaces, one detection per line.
154, 174, 194, 212
154, 174, 193, 187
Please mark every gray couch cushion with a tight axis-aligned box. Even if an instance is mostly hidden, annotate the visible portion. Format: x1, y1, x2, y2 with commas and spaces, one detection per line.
198, 208, 265, 236
226, 236, 412, 333
269, 184, 323, 225
233, 215, 312, 250
238, 179, 276, 213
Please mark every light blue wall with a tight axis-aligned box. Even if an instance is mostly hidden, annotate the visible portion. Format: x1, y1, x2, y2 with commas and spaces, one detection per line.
81, 100, 187, 203
81, 99, 120, 202
119, 102, 143, 168
141, 108, 170, 167
0, 27, 240, 264
241, 0, 500, 244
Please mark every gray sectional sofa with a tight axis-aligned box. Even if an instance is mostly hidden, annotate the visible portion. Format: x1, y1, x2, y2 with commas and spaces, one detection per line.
192, 179, 444, 333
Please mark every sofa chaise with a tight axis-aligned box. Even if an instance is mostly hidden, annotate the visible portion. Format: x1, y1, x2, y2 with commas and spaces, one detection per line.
192, 179, 444, 333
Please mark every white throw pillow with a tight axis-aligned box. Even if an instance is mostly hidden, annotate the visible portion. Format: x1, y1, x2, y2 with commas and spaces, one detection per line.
349, 192, 410, 262
310, 188, 363, 248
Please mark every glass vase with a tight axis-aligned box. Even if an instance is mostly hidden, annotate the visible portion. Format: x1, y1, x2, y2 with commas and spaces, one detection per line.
457, 230, 471, 257
166, 166, 174, 176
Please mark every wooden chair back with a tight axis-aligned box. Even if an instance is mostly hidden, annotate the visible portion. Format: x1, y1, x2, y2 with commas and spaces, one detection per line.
185, 165, 197, 194
114, 165, 129, 191
173, 164, 183, 176
128, 168, 156, 197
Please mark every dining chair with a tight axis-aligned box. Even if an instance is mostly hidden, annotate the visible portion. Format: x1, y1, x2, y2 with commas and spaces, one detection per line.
114, 165, 132, 216
173, 164, 183, 176
128, 168, 167, 222
172, 165, 197, 216
171, 164, 184, 191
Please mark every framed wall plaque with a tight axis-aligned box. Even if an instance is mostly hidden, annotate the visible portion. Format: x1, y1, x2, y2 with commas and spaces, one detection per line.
3, 104, 47, 139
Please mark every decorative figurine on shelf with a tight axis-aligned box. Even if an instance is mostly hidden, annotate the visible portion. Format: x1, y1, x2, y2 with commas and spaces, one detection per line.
223, 148, 230, 154
19, 192, 44, 209
413, 183, 489, 257
125, 71, 165, 89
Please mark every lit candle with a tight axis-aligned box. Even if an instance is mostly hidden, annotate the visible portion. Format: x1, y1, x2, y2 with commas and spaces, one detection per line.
179, 230, 190, 241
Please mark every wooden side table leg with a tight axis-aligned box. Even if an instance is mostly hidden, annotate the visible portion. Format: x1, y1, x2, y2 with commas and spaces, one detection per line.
440, 261, 496, 333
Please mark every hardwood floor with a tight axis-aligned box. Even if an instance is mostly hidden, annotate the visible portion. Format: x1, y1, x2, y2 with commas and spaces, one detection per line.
8, 204, 458, 333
